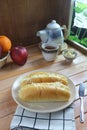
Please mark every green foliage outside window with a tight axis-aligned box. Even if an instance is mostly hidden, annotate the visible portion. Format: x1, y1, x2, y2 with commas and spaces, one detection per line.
68, 0, 87, 48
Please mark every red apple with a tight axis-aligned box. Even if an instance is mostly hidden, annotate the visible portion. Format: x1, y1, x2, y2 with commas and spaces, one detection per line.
0, 44, 2, 58
10, 46, 28, 65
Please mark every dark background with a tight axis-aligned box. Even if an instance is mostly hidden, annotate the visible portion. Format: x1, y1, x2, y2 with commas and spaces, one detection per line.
0, 0, 71, 47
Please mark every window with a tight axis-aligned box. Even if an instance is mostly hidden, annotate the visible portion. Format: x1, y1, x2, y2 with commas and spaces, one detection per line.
68, 0, 87, 49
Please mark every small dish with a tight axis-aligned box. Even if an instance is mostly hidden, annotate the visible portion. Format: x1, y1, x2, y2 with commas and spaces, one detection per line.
0, 52, 9, 68
62, 49, 77, 62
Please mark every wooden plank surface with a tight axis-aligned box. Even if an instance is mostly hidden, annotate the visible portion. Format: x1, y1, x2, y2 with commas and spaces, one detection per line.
0, 0, 71, 46
0, 43, 87, 130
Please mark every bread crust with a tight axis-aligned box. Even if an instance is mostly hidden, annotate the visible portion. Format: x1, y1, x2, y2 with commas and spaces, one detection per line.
18, 82, 70, 102
18, 72, 70, 102
21, 72, 68, 87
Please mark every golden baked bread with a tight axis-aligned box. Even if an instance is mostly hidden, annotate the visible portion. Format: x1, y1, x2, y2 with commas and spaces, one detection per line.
18, 82, 70, 102
21, 71, 68, 87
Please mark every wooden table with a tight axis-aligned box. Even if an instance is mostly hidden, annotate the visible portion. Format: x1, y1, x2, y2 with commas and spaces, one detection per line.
0, 43, 87, 130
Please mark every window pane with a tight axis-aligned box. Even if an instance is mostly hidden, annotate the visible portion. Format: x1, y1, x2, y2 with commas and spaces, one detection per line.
68, 0, 87, 48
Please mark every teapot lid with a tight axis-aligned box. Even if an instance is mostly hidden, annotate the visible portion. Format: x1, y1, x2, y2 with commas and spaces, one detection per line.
46, 20, 60, 29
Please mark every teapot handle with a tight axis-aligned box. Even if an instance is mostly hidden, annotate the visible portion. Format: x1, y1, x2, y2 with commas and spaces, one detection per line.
61, 25, 68, 40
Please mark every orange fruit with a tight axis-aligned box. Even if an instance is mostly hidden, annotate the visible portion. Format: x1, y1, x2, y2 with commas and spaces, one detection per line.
0, 35, 12, 52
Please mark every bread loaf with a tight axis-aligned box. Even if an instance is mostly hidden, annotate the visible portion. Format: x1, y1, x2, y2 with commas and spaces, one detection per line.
18, 82, 70, 102
21, 71, 68, 87
18, 71, 70, 102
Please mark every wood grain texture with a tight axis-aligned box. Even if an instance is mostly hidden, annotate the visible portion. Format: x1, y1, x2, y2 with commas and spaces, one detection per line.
0, 43, 87, 130
0, 0, 71, 46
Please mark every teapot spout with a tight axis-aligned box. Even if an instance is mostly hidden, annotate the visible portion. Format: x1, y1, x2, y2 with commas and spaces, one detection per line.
36, 30, 48, 42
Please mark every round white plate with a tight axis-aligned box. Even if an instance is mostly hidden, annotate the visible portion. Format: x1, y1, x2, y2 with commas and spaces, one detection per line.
12, 71, 76, 113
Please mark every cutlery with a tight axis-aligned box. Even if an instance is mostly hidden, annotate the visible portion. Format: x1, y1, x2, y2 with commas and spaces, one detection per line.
79, 83, 85, 123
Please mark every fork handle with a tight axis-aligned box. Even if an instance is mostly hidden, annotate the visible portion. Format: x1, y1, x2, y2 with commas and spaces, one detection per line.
80, 97, 84, 123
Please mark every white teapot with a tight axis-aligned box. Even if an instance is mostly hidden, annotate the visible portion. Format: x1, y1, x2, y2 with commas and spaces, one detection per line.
36, 20, 67, 45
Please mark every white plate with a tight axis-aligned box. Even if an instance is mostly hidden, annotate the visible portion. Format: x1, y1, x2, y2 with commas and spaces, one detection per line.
12, 71, 76, 113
